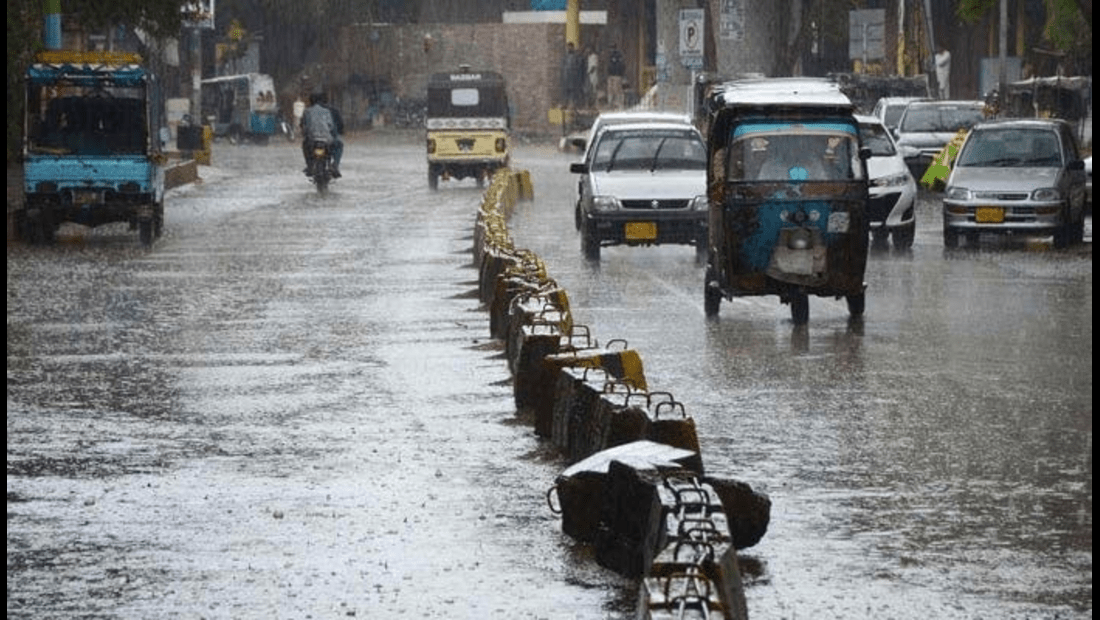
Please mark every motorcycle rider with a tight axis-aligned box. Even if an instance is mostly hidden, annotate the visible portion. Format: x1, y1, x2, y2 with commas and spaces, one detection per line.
300, 91, 343, 178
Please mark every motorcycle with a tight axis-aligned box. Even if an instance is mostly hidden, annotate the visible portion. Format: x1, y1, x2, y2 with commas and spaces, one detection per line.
305, 140, 336, 193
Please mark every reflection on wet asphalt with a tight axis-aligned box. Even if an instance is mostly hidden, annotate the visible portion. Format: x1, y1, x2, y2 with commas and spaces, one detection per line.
7, 134, 1092, 619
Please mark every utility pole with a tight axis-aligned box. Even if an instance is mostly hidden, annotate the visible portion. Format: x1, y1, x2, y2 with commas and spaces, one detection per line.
998, 0, 1008, 101
921, 0, 938, 98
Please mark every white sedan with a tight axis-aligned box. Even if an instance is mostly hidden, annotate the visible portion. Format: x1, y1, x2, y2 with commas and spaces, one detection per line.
857, 114, 918, 249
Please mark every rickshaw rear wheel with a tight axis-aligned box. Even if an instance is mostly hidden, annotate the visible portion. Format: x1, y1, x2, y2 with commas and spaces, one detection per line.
790, 293, 809, 325
428, 168, 439, 191
704, 280, 721, 317
846, 293, 865, 317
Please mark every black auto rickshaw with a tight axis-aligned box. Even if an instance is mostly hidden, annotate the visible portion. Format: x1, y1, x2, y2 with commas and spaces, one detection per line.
702, 78, 871, 324
425, 66, 510, 190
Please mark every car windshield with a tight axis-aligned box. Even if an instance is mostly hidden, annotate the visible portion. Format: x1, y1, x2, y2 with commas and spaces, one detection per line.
726, 121, 864, 181
956, 127, 1063, 168
899, 104, 985, 133
591, 129, 706, 172
859, 122, 896, 157
883, 104, 908, 129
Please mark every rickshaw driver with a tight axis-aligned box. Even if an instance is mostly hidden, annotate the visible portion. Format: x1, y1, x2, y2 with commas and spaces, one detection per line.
757, 133, 829, 181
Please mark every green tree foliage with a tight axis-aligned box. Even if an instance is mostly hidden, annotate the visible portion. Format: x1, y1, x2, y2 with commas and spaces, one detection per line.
956, 0, 1091, 72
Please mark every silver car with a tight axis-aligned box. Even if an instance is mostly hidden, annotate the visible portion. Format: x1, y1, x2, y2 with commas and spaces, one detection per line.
942, 118, 1088, 249
570, 121, 708, 261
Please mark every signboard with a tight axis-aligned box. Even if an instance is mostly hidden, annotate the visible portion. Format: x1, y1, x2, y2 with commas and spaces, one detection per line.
719, 0, 744, 42
680, 8, 705, 69
182, 0, 215, 29
849, 9, 885, 61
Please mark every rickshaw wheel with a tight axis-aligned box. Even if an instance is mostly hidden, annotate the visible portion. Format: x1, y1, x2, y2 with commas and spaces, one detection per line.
704, 282, 721, 317
790, 293, 809, 325
846, 293, 865, 317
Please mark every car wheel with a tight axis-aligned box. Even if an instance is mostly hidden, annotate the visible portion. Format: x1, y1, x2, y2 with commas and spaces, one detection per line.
871, 227, 890, 248
943, 225, 959, 249
790, 293, 809, 325
694, 239, 708, 265
582, 223, 600, 260
428, 167, 439, 191
891, 223, 915, 250
574, 202, 582, 231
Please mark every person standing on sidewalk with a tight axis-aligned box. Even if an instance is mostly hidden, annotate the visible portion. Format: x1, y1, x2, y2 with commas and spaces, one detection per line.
607, 43, 626, 109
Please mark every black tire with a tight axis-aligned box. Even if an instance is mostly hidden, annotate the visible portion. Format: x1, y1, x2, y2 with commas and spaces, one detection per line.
28, 208, 56, 245
139, 218, 154, 247
871, 227, 890, 248
965, 231, 980, 248
428, 168, 439, 191
846, 292, 866, 317
790, 293, 809, 325
943, 225, 959, 249
704, 267, 721, 317
1052, 205, 1072, 249
154, 202, 165, 239
581, 224, 600, 260
574, 203, 582, 231
892, 223, 915, 250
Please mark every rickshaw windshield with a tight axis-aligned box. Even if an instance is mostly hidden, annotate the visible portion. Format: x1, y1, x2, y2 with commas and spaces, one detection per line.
726, 121, 863, 182
427, 84, 508, 118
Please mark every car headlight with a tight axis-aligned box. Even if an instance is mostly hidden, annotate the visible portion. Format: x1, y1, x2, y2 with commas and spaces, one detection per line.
1030, 188, 1061, 201
591, 196, 621, 212
873, 173, 911, 188
691, 195, 709, 211
944, 186, 971, 201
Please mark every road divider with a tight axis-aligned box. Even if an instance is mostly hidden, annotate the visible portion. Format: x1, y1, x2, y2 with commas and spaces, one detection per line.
472, 167, 767, 620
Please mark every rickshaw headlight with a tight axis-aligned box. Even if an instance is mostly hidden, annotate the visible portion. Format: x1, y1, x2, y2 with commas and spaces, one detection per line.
592, 196, 620, 212
690, 195, 709, 211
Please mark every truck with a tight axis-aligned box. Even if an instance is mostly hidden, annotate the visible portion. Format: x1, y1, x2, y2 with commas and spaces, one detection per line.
20, 50, 167, 246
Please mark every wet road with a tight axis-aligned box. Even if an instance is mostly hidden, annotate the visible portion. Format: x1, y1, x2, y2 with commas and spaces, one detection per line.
7, 132, 1092, 619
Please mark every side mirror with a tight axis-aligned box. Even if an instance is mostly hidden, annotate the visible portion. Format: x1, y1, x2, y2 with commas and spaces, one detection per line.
570, 137, 587, 150
859, 147, 872, 161
569, 162, 588, 174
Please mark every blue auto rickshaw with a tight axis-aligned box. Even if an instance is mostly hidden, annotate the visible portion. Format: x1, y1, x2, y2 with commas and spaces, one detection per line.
702, 78, 871, 324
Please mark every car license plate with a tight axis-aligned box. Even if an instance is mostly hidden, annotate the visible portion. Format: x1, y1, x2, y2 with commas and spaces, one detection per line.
975, 207, 1005, 223
625, 221, 657, 240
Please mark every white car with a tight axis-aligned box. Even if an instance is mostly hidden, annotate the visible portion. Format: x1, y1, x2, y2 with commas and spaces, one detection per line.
871, 96, 927, 134
569, 121, 708, 261
856, 114, 918, 249
571, 110, 694, 230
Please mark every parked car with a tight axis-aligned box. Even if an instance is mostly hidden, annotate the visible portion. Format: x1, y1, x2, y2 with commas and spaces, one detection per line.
572, 110, 695, 230
942, 118, 1088, 249
1085, 154, 1092, 214
856, 114, 918, 249
871, 96, 927, 134
894, 99, 988, 180
570, 121, 709, 260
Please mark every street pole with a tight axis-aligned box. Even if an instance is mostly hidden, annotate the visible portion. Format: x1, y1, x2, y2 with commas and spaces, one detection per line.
998, 0, 1008, 103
